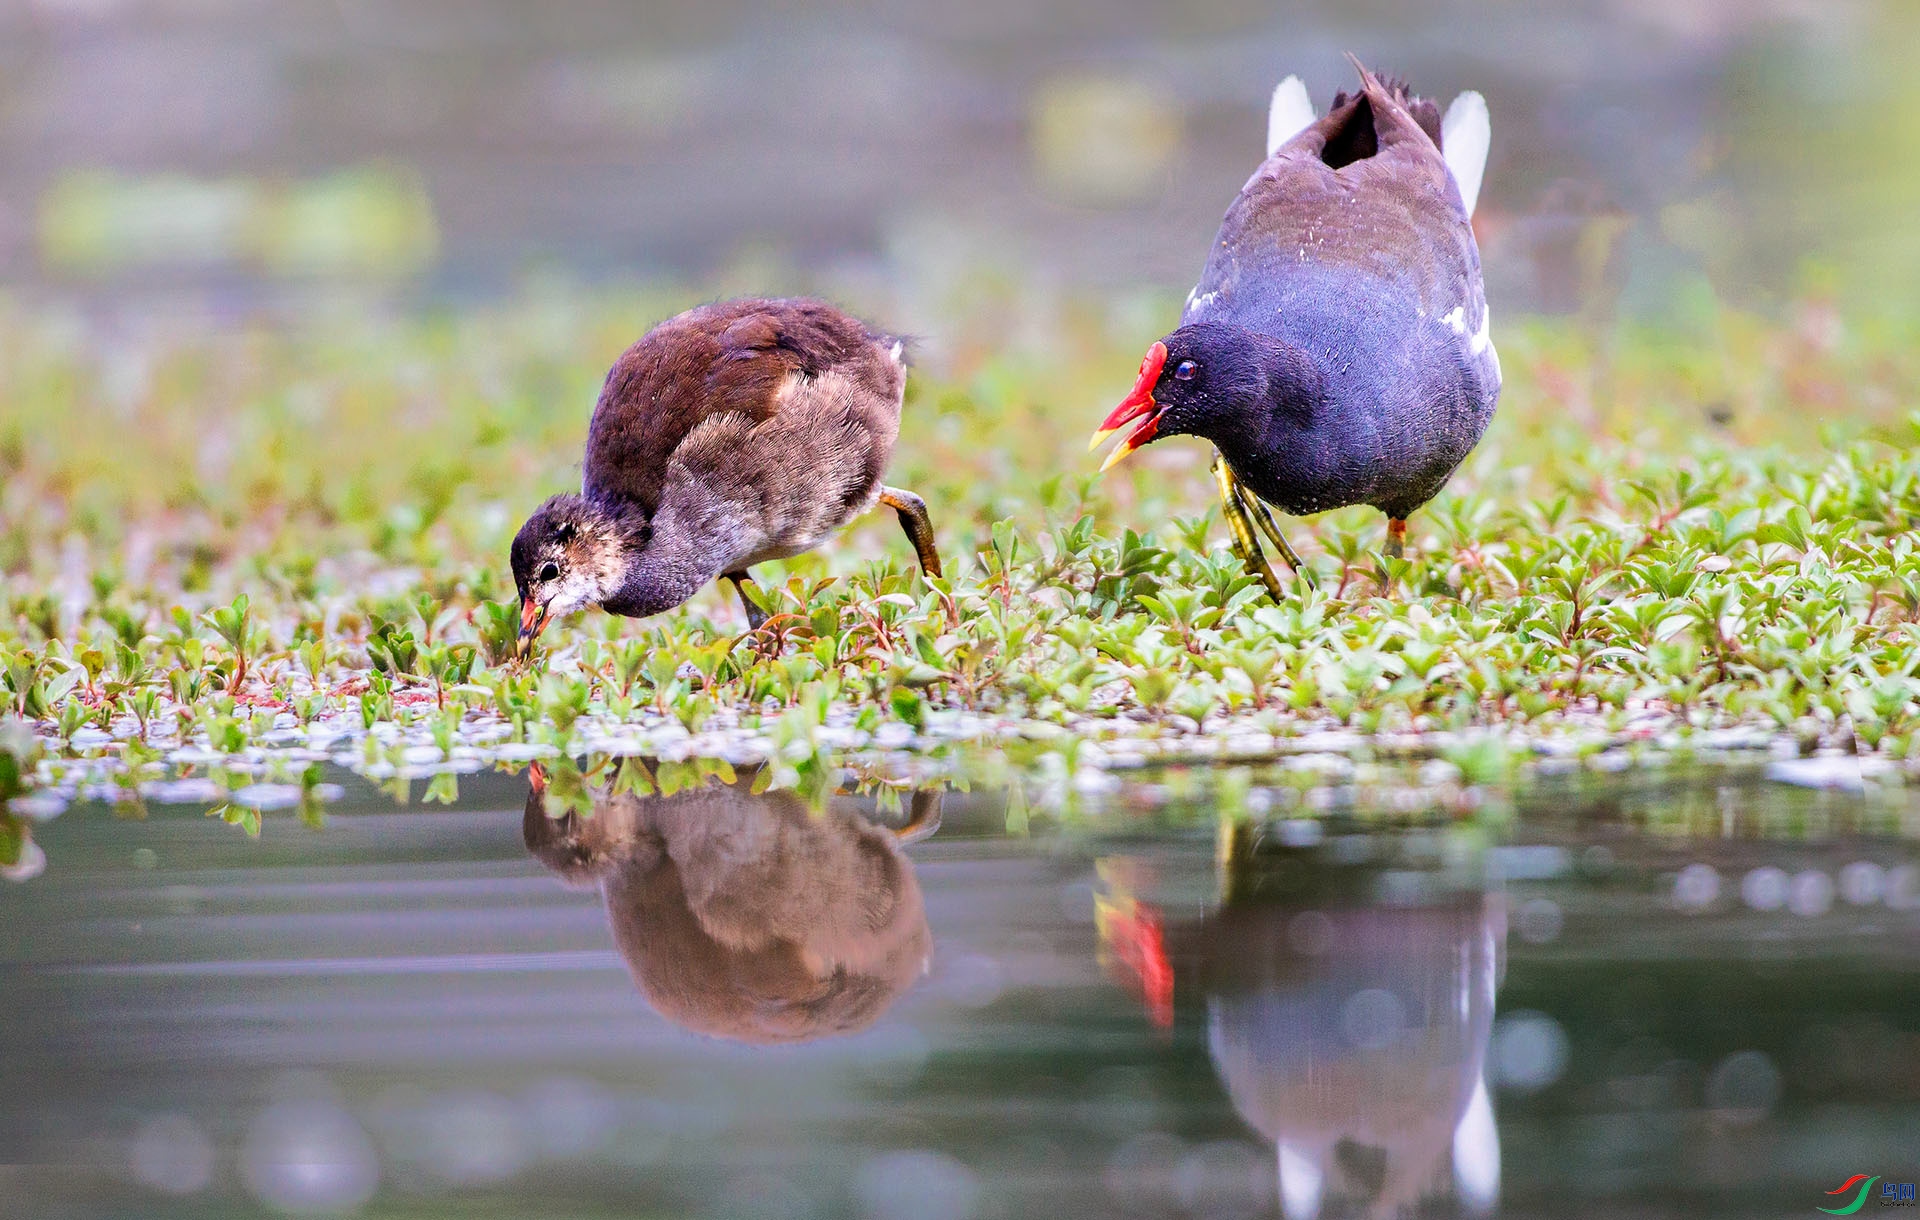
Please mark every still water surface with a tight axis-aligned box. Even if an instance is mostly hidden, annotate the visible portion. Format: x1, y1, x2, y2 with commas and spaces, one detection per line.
2, 766, 1916, 1219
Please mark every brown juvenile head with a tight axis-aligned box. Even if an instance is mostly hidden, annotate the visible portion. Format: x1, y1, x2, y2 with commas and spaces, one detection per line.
509, 494, 640, 657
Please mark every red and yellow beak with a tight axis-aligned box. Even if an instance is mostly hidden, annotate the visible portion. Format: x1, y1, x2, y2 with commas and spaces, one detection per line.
516, 597, 549, 660
1089, 341, 1168, 472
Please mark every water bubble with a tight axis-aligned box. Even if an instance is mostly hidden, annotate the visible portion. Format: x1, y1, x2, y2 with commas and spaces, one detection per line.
1673, 863, 1720, 912
1839, 861, 1885, 906
1741, 866, 1789, 911
1490, 1011, 1569, 1093
1705, 1051, 1780, 1126
1787, 870, 1833, 918
854, 1149, 980, 1220
240, 1098, 379, 1214
129, 1114, 215, 1196
1340, 988, 1406, 1051
1516, 898, 1563, 944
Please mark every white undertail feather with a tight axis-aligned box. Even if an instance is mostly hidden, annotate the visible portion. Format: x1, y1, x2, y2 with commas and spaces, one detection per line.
1452, 1073, 1501, 1216
1440, 90, 1490, 217
1277, 1142, 1325, 1220
1266, 75, 1316, 157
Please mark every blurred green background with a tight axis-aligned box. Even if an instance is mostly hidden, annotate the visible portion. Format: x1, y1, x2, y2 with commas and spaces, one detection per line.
2, 0, 1916, 324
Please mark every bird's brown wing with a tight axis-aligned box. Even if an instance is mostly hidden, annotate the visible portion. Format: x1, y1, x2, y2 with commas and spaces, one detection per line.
582, 297, 897, 515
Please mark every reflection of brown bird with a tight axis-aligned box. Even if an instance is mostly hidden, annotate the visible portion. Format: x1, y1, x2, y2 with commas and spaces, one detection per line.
524, 768, 937, 1044
510, 297, 943, 656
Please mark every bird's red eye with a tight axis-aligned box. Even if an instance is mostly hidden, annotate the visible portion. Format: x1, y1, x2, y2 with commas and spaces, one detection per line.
1174, 360, 1198, 380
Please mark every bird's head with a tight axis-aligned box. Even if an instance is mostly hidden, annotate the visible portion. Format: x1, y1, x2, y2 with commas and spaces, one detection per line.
1090, 323, 1285, 469
509, 494, 644, 658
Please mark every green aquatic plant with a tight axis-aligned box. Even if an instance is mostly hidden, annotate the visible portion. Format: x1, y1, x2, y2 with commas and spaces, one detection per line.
1, 286, 1920, 817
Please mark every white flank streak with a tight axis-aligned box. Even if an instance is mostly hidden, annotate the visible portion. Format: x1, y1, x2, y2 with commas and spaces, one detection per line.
1469, 305, 1493, 356
1440, 90, 1491, 217
1266, 74, 1316, 157
889, 339, 904, 363
1441, 305, 1468, 335
1186, 289, 1218, 318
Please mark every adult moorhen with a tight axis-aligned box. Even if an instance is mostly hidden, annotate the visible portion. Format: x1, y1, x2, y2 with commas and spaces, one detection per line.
1091, 58, 1498, 596
511, 297, 943, 657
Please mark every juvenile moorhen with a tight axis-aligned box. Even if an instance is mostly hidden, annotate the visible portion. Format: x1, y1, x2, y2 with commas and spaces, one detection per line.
511, 297, 943, 656
1091, 59, 1498, 595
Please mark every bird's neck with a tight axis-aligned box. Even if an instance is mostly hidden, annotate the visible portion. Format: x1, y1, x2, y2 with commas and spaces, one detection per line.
598, 499, 726, 620
1210, 335, 1331, 463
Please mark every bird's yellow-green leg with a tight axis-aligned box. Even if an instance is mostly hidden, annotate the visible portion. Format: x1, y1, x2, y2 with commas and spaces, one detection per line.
879, 486, 943, 579
1210, 453, 1287, 602
1385, 517, 1408, 560
724, 570, 769, 632
891, 788, 944, 846
1241, 487, 1313, 586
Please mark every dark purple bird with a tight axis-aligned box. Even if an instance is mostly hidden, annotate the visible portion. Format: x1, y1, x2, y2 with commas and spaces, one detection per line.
1091, 58, 1498, 594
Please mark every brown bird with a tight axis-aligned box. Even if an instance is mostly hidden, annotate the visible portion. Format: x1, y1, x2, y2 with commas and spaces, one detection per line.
523, 763, 938, 1044
511, 297, 943, 656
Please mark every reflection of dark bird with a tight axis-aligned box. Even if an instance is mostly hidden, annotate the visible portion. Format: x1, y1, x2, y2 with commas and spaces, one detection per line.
524, 768, 937, 1044
1202, 895, 1504, 1220
510, 297, 943, 656
1098, 826, 1505, 1220
1091, 59, 1499, 592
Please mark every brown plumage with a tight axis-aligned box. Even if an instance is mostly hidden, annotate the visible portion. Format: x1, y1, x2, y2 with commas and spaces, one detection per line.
524, 765, 937, 1044
510, 297, 943, 654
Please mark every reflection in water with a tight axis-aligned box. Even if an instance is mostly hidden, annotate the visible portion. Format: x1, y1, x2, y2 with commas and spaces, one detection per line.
1206, 835, 1506, 1220
1107, 829, 1507, 1219
524, 765, 936, 1044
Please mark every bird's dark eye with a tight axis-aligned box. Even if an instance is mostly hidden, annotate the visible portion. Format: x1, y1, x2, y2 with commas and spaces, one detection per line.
538, 562, 560, 582
1173, 360, 1198, 381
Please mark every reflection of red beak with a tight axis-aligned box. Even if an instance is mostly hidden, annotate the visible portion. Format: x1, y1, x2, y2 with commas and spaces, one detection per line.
1090, 341, 1168, 472
516, 598, 548, 660
527, 761, 547, 793
1097, 892, 1174, 1031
